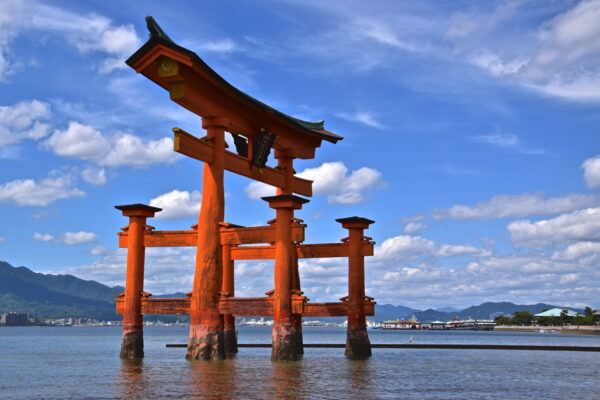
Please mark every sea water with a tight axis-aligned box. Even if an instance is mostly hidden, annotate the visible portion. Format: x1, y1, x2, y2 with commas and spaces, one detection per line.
1, 326, 599, 399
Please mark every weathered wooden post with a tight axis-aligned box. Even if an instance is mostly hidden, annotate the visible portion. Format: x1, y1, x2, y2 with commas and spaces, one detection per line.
115, 203, 162, 359
263, 194, 309, 361
274, 149, 304, 355
336, 216, 374, 359
221, 242, 238, 354
187, 116, 227, 360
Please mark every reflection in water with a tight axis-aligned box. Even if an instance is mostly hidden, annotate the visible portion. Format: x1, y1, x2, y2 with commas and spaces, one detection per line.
186, 358, 238, 399
117, 359, 146, 399
269, 361, 305, 400
345, 359, 373, 400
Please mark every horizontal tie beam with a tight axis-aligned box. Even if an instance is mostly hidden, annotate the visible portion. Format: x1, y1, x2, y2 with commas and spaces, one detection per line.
173, 127, 313, 196
118, 224, 306, 247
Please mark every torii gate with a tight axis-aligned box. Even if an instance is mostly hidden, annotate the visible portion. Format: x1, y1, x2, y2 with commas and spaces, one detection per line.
115, 17, 375, 361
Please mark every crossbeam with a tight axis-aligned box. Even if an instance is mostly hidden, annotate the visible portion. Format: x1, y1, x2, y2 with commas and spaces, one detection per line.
118, 224, 306, 247
230, 242, 374, 260
174, 128, 313, 196
115, 298, 376, 317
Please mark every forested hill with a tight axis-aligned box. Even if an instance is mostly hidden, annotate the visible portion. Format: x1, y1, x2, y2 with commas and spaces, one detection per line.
0, 260, 122, 320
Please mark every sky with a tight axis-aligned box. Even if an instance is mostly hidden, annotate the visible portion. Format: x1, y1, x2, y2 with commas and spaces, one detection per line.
1, 0, 600, 310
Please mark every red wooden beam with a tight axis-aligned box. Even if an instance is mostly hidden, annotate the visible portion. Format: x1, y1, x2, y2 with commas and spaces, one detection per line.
115, 298, 375, 317
118, 224, 306, 248
230, 242, 374, 260
174, 128, 313, 196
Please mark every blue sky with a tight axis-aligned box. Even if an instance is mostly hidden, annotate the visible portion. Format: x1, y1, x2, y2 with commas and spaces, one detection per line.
2, 0, 600, 309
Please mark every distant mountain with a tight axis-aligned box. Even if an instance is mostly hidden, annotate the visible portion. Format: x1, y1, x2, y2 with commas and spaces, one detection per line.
413, 302, 567, 323
374, 304, 421, 321
436, 306, 460, 313
0, 260, 122, 320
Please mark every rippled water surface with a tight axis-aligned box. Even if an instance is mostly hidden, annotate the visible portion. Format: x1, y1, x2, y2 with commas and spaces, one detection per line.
1, 326, 599, 399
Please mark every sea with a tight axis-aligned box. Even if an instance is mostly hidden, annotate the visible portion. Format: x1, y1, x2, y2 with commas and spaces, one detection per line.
1, 326, 599, 399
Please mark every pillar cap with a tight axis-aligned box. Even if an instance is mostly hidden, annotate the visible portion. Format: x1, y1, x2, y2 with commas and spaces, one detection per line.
336, 216, 374, 229
201, 116, 229, 129
262, 194, 309, 210
115, 203, 162, 217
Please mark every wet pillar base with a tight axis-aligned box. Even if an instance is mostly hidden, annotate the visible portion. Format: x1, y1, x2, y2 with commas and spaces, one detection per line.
272, 324, 302, 361
224, 328, 238, 355
293, 315, 304, 355
186, 325, 225, 360
345, 328, 372, 359
120, 329, 143, 359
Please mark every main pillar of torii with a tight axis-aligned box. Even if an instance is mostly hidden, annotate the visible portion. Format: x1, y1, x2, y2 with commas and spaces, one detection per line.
187, 117, 227, 360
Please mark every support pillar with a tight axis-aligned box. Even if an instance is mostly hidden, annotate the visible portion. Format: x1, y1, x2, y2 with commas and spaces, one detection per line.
115, 203, 162, 359
274, 149, 303, 355
187, 116, 228, 360
222, 243, 238, 355
263, 194, 309, 361
336, 216, 375, 359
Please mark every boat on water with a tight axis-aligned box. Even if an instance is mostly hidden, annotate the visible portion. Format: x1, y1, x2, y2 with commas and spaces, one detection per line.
444, 318, 496, 331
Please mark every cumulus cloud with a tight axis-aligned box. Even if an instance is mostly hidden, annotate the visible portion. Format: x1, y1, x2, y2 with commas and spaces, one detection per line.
433, 192, 600, 221
244, 161, 384, 205
43, 121, 178, 168
298, 161, 384, 204
375, 235, 491, 262
508, 207, 600, 248
0, 170, 84, 206
80, 166, 107, 186
33, 231, 96, 244
149, 190, 201, 220
0, 100, 51, 147
552, 241, 600, 261
33, 232, 54, 242
0, 0, 141, 77
582, 155, 600, 188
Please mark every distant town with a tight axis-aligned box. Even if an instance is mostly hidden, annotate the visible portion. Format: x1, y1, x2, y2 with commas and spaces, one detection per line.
3, 307, 600, 334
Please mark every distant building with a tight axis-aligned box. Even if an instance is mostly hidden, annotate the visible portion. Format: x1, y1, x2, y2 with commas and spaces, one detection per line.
0, 313, 29, 326
534, 308, 580, 318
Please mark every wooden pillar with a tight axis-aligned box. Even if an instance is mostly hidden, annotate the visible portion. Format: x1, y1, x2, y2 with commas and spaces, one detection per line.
187, 116, 228, 360
221, 243, 238, 354
336, 216, 374, 359
263, 194, 308, 361
274, 149, 303, 355
115, 203, 161, 359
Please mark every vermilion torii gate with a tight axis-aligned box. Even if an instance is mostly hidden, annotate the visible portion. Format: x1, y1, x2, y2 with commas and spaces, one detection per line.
115, 17, 376, 361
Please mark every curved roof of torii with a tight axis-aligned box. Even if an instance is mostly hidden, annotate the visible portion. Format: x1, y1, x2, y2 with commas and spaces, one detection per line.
125, 17, 342, 158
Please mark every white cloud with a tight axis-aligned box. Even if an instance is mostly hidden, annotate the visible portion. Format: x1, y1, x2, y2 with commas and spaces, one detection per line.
582, 155, 600, 188
197, 39, 237, 53
149, 190, 201, 220
336, 111, 384, 129
0, 100, 51, 148
508, 207, 600, 248
80, 166, 107, 186
298, 161, 384, 205
0, 1, 141, 76
244, 181, 276, 200
0, 236, 5, 242
33, 231, 96, 245
552, 241, 600, 261
375, 235, 436, 261
61, 231, 96, 245
436, 244, 491, 258
433, 192, 600, 221
0, 170, 84, 206
244, 161, 384, 205
43, 121, 178, 168
403, 222, 427, 234
33, 232, 54, 242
